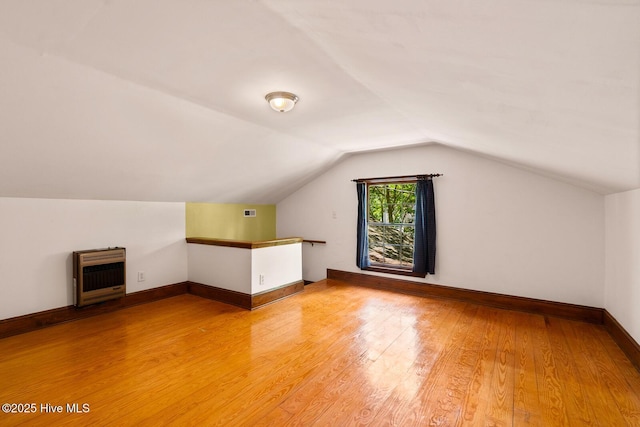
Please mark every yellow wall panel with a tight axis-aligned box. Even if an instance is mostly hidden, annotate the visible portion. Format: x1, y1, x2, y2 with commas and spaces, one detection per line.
186, 203, 276, 241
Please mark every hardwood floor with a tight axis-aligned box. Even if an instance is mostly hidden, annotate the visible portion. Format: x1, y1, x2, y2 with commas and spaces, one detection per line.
1, 280, 639, 426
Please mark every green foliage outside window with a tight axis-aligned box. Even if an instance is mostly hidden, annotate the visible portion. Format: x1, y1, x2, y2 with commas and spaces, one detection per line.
367, 183, 416, 267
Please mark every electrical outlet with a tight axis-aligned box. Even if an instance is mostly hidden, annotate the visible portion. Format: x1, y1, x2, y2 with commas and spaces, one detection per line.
138, 271, 146, 282
259, 274, 265, 285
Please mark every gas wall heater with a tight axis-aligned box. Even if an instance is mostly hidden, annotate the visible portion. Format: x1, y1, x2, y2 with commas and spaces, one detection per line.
73, 247, 126, 307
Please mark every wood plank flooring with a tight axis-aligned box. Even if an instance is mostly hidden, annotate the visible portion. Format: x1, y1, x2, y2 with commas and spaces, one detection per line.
1, 279, 639, 426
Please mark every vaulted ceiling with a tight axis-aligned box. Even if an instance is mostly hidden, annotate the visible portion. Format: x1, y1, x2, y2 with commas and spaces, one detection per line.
0, 0, 638, 203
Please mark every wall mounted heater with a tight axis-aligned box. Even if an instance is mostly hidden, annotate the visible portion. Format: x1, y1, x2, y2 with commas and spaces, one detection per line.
73, 247, 126, 307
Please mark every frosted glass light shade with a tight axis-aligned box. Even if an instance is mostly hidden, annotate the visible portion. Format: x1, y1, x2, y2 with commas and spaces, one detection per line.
265, 91, 299, 112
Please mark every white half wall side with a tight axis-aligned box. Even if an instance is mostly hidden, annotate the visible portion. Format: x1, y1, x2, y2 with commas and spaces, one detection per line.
251, 243, 302, 294
605, 188, 640, 344
277, 144, 605, 307
187, 244, 252, 293
0, 197, 187, 320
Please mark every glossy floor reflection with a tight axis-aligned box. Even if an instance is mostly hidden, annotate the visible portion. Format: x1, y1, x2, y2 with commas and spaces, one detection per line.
1, 280, 639, 425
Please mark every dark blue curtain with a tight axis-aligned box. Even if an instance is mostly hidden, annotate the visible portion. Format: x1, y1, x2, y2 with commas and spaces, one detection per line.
356, 182, 370, 269
413, 179, 436, 275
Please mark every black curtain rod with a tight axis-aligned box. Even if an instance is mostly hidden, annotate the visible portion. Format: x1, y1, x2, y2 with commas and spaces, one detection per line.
352, 173, 442, 183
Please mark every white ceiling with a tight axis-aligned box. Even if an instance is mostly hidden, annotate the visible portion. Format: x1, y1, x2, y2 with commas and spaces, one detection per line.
0, 0, 638, 202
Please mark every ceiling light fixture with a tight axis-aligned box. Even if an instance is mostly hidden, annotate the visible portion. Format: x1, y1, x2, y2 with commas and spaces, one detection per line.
265, 91, 299, 113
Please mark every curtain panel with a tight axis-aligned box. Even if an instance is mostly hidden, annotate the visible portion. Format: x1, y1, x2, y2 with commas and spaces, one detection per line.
413, 178, 436, 275
356, 182, 370, 269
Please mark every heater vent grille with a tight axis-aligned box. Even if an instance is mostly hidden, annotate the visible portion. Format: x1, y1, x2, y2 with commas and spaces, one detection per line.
73, 247, 126, 307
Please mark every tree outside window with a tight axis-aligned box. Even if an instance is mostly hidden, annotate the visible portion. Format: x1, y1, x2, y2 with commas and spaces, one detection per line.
367, 183, 416, 269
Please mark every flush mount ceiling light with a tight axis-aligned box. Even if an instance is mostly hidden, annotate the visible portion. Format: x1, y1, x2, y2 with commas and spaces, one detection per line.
265, 91, 299, 113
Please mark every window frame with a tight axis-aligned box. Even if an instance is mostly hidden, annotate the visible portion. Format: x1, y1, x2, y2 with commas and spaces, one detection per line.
363, 179, 424, 277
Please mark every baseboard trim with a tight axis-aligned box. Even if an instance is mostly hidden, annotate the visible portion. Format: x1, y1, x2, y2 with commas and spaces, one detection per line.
327, 269, 603, 324
251, 281, 304, 309
187, 281, 305, 310
328, 269, 640, 373
603, 310, 640, 372
0, 279, 307, 339
0, 282, 189, 339
187, 282, 252, 309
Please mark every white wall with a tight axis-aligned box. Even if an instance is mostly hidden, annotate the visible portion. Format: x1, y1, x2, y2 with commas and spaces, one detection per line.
0, 198, 188, 320
605, 188, 640, 343
251, 244, 302, 294
188, 244, 252, 293
277, 144, 605, 307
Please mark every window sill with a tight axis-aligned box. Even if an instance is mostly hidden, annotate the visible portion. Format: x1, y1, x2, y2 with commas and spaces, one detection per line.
364, 265, 425, 278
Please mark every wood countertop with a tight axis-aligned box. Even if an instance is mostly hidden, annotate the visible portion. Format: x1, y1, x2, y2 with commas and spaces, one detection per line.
186, 237, 303, 249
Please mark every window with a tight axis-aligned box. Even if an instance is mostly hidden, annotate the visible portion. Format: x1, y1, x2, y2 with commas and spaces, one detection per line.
356, 175, 437, 277
367, 183, 416, 270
